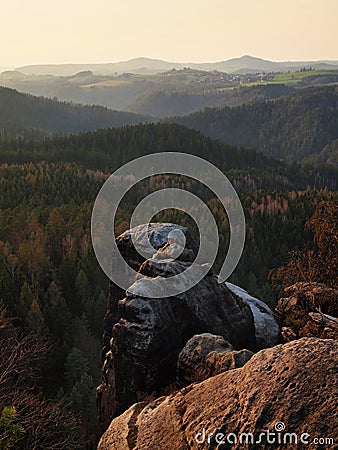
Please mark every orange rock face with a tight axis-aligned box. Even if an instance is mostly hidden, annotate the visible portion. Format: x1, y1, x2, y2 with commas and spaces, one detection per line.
276, 282, 338, 341
98, 338, 338, 450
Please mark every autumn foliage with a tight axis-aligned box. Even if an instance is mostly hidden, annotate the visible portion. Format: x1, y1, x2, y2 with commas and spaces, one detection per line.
270, 200, 338, 289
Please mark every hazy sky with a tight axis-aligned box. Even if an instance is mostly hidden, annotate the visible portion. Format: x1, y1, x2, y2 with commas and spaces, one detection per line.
2, 0, 338, 66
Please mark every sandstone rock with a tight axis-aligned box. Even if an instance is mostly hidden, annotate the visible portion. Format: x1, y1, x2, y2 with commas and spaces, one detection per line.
226, 282, 280, 348
98, 338, 338, 450
98, 223, 280, 433
99, 270, 256, 430
275, 282, 338, 341
300, 312, 338, 340
116, 223, 201, 271
177, 333, 253, 385
102, 223, 201, 358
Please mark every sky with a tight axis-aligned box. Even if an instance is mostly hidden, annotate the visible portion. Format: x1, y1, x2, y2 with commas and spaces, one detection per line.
1, 0, 338, 67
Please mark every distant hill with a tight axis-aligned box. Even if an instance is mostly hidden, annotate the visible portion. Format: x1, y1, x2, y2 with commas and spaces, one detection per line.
15, 58, 178, 76
129, 85, 293, 118
0, 68, 300, 118
2, 63, 336, 118
16, 55, 338, 76
0, 87, 148, 135
173, 86, 338, 163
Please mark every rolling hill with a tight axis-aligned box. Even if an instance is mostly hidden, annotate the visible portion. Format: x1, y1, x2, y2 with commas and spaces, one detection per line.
15, 55, 338, 76
173, 86, 338, 164
0, 86, 148, 136
128, 85, 293, 117
1, 63, 336, 118
1, 84, 337, 172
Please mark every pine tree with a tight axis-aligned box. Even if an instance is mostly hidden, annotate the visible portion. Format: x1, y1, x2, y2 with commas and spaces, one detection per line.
64, 347, 89, 386
26, 298, 46, 333
18, 282, 34, 318
75, 269, 90, 314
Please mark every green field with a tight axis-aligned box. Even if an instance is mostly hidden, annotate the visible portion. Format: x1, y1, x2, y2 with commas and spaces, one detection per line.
273, 69, 338, 83
224, 70, 338, 89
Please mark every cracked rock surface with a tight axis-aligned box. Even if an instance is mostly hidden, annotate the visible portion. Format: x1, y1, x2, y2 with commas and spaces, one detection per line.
98, 338, 338, 450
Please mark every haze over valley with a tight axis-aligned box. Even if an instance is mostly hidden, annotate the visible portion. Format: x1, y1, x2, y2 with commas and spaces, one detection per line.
1, 55, 338, 117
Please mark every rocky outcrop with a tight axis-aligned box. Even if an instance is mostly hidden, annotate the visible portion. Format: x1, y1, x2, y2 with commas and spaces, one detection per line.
98, 338, 338, 450
299, 312, 338, 340
275, 282, 338, 342
177, 333, 253, 385
98, 223, 280, 434
226, 282, 281, 348
101, 223, 200, 359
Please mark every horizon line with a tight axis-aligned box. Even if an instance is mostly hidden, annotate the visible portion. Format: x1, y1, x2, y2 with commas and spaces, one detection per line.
2, 54, 338, 69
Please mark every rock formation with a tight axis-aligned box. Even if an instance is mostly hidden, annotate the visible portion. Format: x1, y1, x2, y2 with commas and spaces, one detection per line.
275, 282, 338, 342
97, 223, 280, 434
98, 338, 338, 450
177, 333, 253, 385
225, 282, 280, 348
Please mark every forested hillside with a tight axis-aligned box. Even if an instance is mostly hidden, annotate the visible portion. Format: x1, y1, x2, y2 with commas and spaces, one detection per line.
0, 87, 147, 136
304, 139, 338, 167
173, 86, 338, 163
0, 122, 279, 170
1, 122, 336, 189
127, 84, 293, 117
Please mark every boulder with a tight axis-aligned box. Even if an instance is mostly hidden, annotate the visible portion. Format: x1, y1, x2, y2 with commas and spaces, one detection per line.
98, 338, 338, 450
177, 333, 253, 385
226, 282, 280, 348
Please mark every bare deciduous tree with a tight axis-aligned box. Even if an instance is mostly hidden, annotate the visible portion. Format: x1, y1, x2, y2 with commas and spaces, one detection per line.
0, 304, 83, 449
